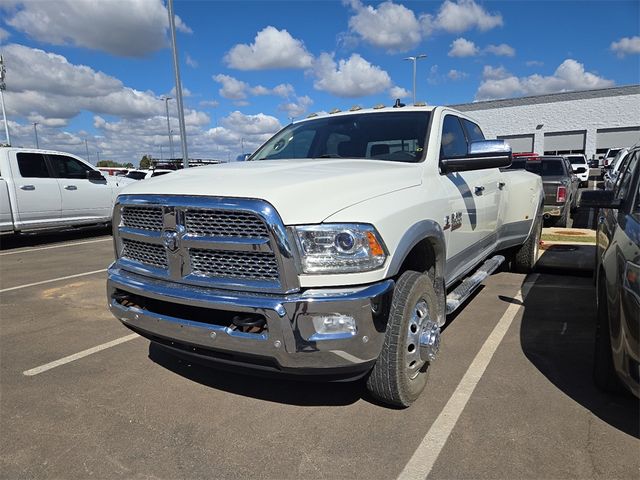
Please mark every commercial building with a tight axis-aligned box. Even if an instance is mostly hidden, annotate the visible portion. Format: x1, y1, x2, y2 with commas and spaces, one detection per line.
451, 85, 640, 159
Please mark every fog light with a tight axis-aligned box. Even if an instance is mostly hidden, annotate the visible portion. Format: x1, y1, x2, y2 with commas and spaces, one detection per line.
310, 314, 356, 340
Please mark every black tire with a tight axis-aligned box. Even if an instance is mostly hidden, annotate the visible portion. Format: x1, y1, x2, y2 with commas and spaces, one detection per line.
555, 208, 568, 227
593, 277, 625, 393
366, 270, 439, 407
511, 216, 541, 273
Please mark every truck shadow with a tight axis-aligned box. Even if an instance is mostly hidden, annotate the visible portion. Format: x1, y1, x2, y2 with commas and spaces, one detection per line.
147, 342, 365, 407
0, 225, 111, 251
517, 273, 638, 438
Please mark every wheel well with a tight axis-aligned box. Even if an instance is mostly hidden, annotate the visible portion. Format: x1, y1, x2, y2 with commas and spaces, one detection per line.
398, 238, 437, 281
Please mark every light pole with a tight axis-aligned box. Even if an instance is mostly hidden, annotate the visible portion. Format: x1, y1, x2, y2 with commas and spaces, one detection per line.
33, 122, 39, 148
403, 54, 427, 105
96, 151, 100, 164
167, 0, 189, 168
0, 55, 10, 146
162, 96, 174, 160
85, 138, 90, 161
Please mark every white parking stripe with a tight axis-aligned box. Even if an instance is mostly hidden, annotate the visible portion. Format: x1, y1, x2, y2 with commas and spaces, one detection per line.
398, 274, 539, 480
23, 333, 139, 376
0, 269, 107, 293
0, 237, 111, 256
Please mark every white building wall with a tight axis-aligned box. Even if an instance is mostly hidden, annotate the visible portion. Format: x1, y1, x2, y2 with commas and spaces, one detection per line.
461, 93, 640, 158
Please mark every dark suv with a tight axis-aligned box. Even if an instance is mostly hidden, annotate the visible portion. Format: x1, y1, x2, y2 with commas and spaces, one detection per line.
580, 147, 640, 398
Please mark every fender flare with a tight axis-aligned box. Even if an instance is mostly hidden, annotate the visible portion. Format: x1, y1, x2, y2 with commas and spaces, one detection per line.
387, 220, 447, 326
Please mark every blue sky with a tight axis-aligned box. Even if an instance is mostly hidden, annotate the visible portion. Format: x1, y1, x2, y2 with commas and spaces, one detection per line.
0, 0, 638, 164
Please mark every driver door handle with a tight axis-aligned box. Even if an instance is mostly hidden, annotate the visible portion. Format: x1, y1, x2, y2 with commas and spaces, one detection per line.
64, 185, 78, 190
474, 185, 485, 195
20, 185, 35, 190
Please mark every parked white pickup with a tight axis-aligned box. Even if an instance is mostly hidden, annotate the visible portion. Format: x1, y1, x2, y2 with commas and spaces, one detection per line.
107, 105, 544, 407
0, 147, 125, 234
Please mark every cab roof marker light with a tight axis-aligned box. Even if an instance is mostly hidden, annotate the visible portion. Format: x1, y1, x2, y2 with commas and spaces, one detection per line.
373, 104, 386, 109
306, 112, 318, 118
329, 108, 341, 114
349, 105, 362, 111
414, 102, 427, 107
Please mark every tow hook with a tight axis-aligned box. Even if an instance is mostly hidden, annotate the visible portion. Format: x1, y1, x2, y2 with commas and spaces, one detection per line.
419, 320, 441, 362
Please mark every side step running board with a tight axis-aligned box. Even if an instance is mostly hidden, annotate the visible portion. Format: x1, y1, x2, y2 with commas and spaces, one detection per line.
445, 255, 505, 314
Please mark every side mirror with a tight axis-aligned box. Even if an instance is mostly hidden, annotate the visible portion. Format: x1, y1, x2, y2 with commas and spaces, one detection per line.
579, 190, 622, 209
575, 167, 587, 174
441, 140, 512, 173
87, 170, 105, 181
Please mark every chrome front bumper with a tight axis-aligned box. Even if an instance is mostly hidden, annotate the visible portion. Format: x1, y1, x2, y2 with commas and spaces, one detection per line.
107, 265, 393, 375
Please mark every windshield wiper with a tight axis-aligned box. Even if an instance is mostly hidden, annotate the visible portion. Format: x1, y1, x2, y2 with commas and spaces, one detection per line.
316, 154, 341, 158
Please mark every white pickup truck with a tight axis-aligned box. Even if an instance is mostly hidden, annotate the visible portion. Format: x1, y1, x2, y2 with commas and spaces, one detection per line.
107, 105, 543, 407
0, 147, 124, 234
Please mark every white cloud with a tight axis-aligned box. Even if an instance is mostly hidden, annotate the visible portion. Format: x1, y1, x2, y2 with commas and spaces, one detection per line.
476, 59, 615, 100
485, 43, 515, 57
389, 86, 410, 99
213, 74, 249, 100
0, 27, 9, 42
185, 54, 198, 68
2, 0, 191, 57
448, 38, 479, 57
422, 0, 503, 34
447, 69, 467, 80
278, 95, 313, 119
346, 0, 422, 53
213, 75, 297, 102
199, 100, 219, 108
482, 65, 510, 80
1, 44, 185, 121
224, 26, 313, 70
610, 36, 640, 58
313, 53, 391, 97
526, 60, 544, 67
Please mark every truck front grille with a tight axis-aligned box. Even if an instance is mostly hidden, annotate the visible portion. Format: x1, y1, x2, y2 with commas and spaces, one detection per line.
115, 196, 298, 293
185, 209, 269, 238
122, 206, 163, 231
190, 249, 279, 280
122, 238, 168, 269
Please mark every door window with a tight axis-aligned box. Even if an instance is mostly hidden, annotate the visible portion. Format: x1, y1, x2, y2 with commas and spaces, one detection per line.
48, 155, 93, 179
17, 153, 51, 178
462, 119, 485, 143
440, 116, 468, 159
615, 151, 639, 204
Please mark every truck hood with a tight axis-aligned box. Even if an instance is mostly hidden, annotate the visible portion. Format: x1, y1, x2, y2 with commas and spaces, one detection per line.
118, 159, 422, 224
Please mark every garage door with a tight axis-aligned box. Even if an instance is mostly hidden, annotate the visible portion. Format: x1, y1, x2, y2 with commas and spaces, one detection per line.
596, 127, 640, 149
544, 130, 586, 155
497, 134, 534, 153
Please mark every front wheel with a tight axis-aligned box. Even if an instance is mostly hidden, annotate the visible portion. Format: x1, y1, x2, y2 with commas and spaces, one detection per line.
366, 270, 441, 407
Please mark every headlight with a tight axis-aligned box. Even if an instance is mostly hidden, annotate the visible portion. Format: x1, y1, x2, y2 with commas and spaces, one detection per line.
294, 224, 387, 274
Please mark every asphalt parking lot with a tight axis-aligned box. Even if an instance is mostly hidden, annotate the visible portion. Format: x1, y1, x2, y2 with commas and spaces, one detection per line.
1, 178, 638, 479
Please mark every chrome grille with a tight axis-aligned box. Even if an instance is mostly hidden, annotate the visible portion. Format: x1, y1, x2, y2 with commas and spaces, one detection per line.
190, 249, 279, 280
185, 209, 269, 238
122, 238, 168, 269
122, 206, 163, 231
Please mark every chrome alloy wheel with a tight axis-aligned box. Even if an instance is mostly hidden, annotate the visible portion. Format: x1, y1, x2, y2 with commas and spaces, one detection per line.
405, 299, 437, 379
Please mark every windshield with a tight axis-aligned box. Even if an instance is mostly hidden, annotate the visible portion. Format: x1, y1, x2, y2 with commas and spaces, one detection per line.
606, 148, 621, 158
567, 156, 585, 165
126, 171, 147, 180
251, 111, 431, 163
526, 160, 564, 176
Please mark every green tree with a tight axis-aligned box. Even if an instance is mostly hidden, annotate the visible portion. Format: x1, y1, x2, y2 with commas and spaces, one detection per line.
139, 155, 152, 169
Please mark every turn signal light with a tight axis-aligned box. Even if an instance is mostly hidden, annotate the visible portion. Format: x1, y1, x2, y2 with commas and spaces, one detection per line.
366, 231, 385, 256
556, 186, 567, 203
